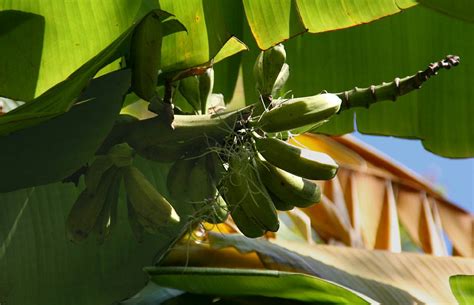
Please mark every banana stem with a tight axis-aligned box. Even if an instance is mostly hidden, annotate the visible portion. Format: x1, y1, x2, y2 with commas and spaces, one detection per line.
336, 55, 460, 111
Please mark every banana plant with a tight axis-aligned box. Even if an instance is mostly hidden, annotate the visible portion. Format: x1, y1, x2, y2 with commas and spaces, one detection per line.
0, 2, 473, 305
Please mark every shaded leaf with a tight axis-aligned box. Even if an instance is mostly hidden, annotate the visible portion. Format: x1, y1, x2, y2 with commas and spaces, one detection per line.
417, 0, 474, 22
0, 10, 45, 101
0, 70, 130, 192
0, 157, 187, 305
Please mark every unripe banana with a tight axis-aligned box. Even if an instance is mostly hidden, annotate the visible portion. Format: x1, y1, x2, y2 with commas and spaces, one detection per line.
254, 93, 341, 133
268, 191, 294, 211
254, 136, 338, 180
66, 167, 118, 243
228, 197, 265, 238
199, 67, 214, 114
108, 143, 134, 168
85, 155, 114, 194
220, 178, 265, 238
127, 197, 145, 242
124, 166, 180, 234
130, 11, 163, 100
188, 157, 216, 211
178, 76, 201, 113
271, 63, 289, 97
166, 158, 196, 204
206, 151, 227, 184
222, 151, 279, 234
205, 194, 229, 224
257, 158, 321, 208
254, 44, 286, 96
92, 170, 122, 243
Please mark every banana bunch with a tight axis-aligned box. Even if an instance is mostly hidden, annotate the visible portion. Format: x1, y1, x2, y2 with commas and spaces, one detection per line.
66, 155, 123, 243
67, 143, 180, 243
85, 42, 345, 241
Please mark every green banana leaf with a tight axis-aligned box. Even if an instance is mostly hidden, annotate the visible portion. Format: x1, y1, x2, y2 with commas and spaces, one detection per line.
450, 275, 474, 305
0, 158, 187, 305
207, 233, 474, 304
241, 5, 474, 157
242, 0, 416, 50
0, 70, 130, 192
0, 1, 246, 134
417, 0, 474, 22
146, 266, 373, 304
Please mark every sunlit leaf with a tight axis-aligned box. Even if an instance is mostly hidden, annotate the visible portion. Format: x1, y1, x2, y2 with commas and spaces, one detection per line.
450, 275, 474, 305
242, 0, 417, 49
147, 266, 372, 304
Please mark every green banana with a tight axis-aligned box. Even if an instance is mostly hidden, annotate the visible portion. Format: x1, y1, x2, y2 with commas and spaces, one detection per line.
66, 167, 118, 243
178, 76, 201, 113
271, 63, 289, 97
205, 194, 229, 224
222, 150, 279, 234
254, 44, 286, 96
107, 143, 134, 168
92, 169, 122, 243
130, 11, 164, 100
127, 197, 145, 243
254, 136, 338, 180
124, 166, 180, 234
253, 93, 342, 133
199, 67, 214, 114
187, 155, 229, 223
268, 191, 294, 211
206, 151, 227, 184
226, 195, 265, 238
166, 158, 196, 205
188, 156, 217, 211
85, 155, 114, 194
257, 158, 321, 208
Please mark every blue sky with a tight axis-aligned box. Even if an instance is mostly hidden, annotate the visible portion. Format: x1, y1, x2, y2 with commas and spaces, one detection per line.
354, 132, 473, 213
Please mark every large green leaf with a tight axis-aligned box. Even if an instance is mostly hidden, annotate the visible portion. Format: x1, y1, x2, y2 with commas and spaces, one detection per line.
0, 0, 152, 100
207, 233, 473, 304
417, 0, 474, 22
450, 275, 474, 305
0, 158, 186, 305
0, 70, 130, 192
276, 5, 474, 157
243, 0, 417, 50
0, 10, 45, 101
0, 1, 247, 134
147, 267, 372, 304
